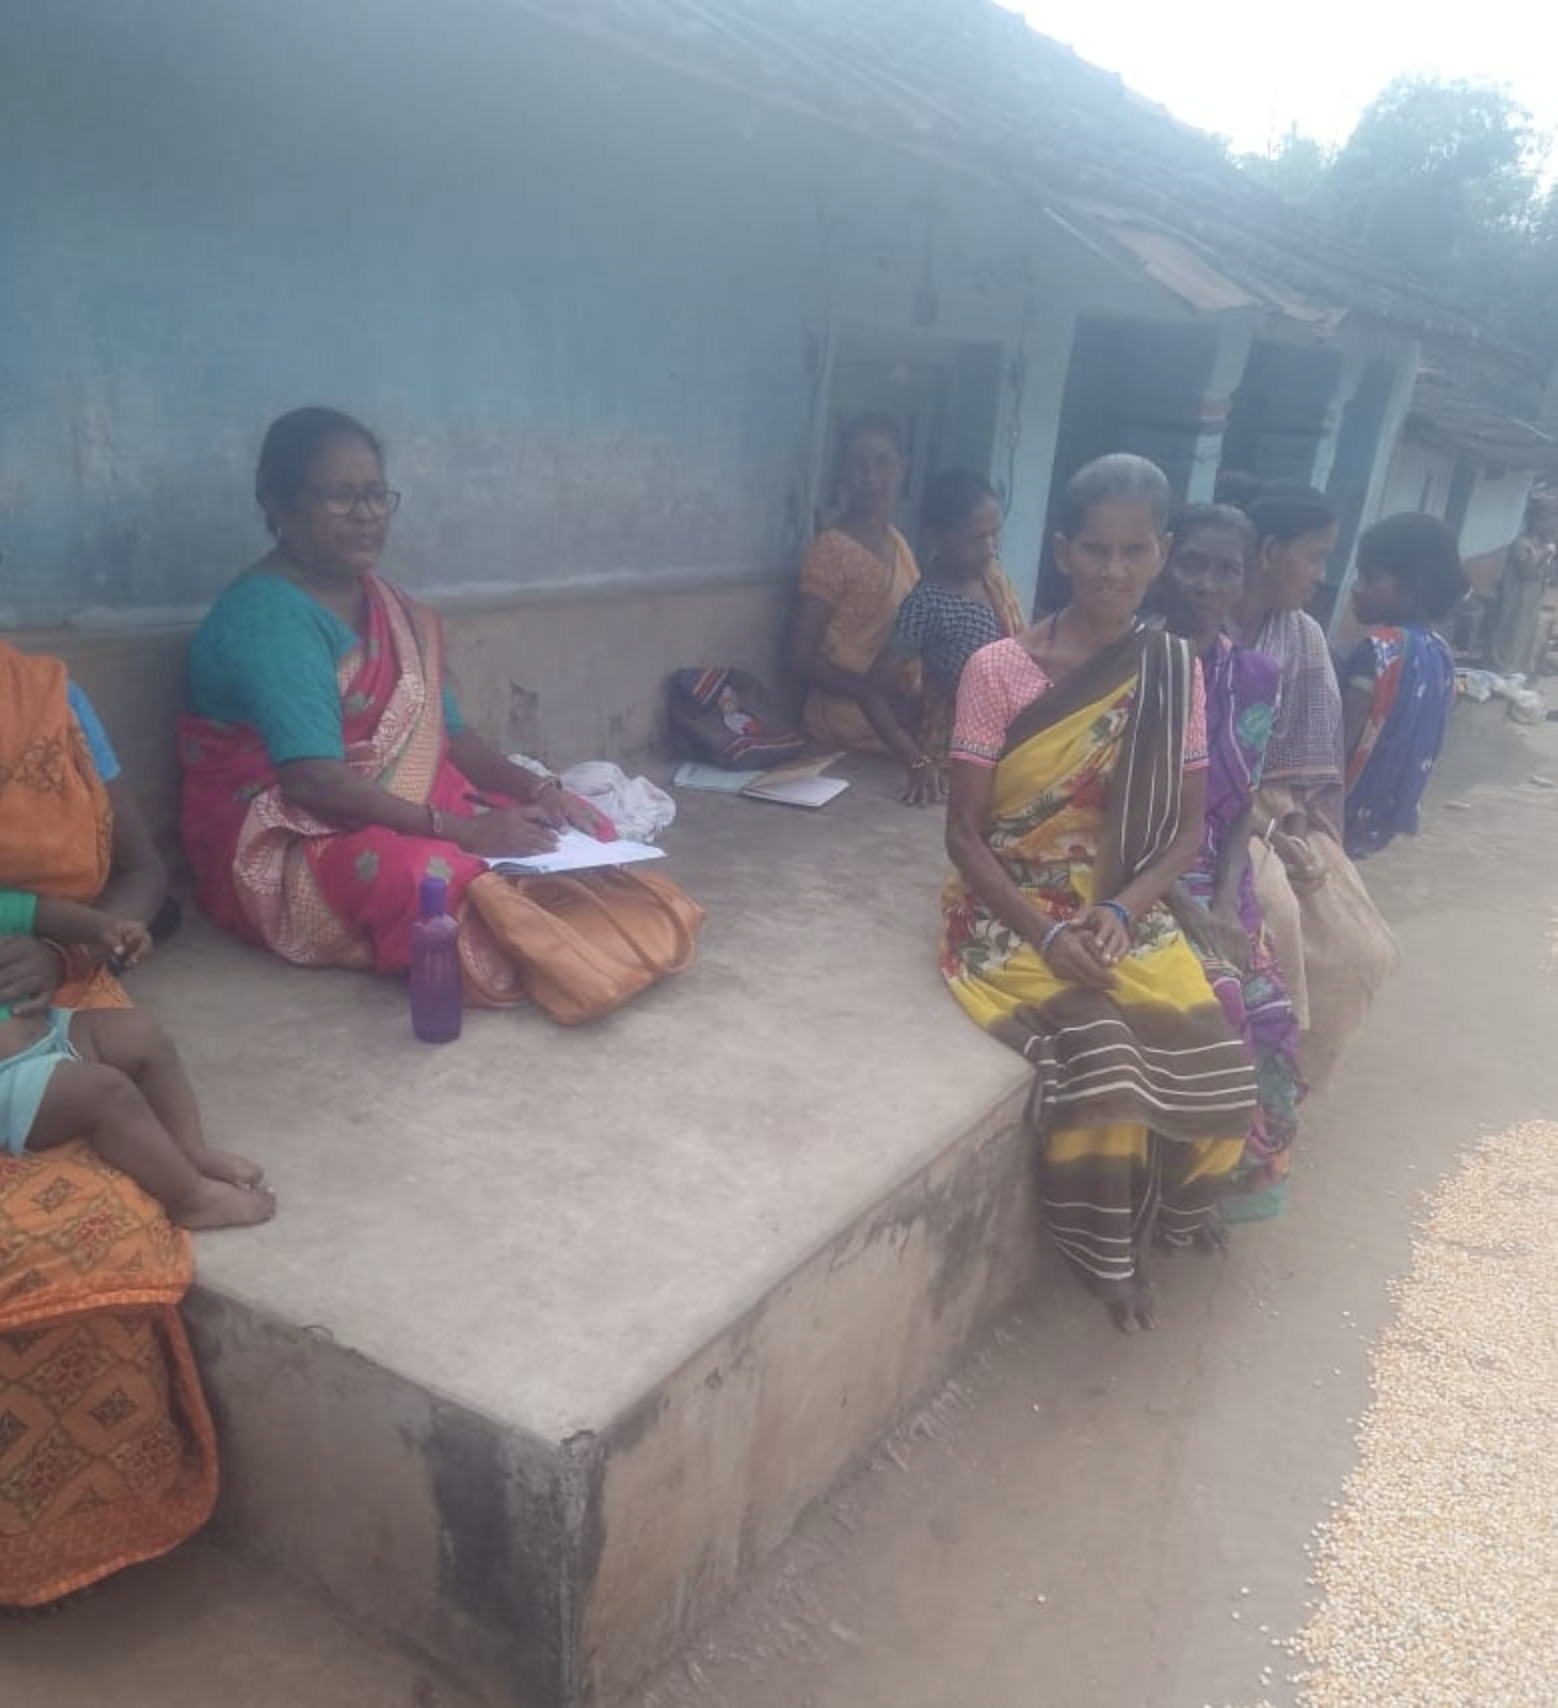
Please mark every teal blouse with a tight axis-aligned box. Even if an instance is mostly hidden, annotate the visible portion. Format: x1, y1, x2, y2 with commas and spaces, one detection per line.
186, 573, 464, 764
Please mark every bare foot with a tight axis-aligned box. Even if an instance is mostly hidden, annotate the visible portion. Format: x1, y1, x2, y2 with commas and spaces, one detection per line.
1107, 1280, 1158, 1333
171, 1177, 277, 1231
194, 1147, 266, 1189
1193, 1210, 1230, 1255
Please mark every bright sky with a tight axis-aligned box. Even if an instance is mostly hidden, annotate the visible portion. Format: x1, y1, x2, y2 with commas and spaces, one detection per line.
1004, 0, 1556, 157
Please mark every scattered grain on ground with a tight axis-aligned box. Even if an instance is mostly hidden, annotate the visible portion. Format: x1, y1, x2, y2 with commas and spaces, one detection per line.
1279, 1120, 1558, 1708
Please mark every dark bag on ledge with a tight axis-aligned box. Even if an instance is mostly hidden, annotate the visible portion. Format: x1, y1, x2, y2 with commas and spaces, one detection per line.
668, 667, 807, 769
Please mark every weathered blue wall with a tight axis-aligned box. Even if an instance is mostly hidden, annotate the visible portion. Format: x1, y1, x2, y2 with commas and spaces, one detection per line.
1, 0, 1169, 627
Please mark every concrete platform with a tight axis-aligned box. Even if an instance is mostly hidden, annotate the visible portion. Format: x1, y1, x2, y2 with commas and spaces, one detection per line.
131, 755, 1040, 1706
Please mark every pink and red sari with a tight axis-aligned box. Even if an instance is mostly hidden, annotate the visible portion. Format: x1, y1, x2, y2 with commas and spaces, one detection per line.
179, 577, 497, 978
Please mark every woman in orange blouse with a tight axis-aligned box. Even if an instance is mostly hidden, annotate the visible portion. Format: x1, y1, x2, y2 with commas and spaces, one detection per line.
790, 412, 921, 750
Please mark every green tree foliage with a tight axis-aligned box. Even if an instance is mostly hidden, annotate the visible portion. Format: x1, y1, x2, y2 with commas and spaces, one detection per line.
1239, 126, 1335, 206
1240, 77, 1557, 366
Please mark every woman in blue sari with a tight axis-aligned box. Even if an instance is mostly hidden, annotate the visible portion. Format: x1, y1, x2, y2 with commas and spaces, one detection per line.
1341, 513, 1464, 859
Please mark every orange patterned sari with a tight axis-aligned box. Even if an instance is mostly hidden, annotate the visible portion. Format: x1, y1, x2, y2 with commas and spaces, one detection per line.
0, 644, 216, 1605
798, 526, 920, 750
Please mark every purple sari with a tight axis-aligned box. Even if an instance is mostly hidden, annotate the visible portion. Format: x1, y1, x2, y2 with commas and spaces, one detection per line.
1182, 638, 1304, 1219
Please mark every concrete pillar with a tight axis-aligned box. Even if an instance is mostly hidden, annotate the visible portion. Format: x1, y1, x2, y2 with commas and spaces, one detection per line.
1180, 314, 1259, 502
1324, 332, 1421, 643
1310, 342, 1370, 494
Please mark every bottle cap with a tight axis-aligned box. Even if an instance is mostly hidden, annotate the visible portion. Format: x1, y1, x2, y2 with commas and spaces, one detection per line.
418, 875, 449, 918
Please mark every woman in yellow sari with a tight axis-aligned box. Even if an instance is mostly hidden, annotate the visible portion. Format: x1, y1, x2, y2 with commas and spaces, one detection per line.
791, 412, 920, 750
942, 456, 1257, 1331
0, 642, 216, 1605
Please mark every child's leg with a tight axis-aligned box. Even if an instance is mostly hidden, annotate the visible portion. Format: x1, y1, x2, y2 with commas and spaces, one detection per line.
27, 1059, 274, 1231
66, 1010, 265, 1188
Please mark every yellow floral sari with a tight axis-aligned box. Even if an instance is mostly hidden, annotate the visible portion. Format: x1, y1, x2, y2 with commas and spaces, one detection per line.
941, 628, 1254, 1299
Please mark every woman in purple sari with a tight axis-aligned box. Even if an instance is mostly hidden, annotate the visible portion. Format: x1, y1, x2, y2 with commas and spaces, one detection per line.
1158, 506, 1304, 1222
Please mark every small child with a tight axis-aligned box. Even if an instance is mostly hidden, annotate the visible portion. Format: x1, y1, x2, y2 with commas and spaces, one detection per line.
1341, 512, 1467, 858
0, 890, 274, 1229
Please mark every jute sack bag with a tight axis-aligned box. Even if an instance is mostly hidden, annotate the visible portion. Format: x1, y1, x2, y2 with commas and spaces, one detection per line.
1253, 787, 1400, 1095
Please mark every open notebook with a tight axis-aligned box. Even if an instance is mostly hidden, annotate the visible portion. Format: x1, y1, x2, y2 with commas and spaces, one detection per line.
739, 771, 849, 808
673, 753, 850, 810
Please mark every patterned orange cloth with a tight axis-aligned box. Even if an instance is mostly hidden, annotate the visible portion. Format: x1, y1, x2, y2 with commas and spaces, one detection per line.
798, 526, 920, 750
0, 1138, 216, 1606
0, 645, 112, 905
0, 641, 216, 1605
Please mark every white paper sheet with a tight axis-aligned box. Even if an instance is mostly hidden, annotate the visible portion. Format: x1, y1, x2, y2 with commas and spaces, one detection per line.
483, 829, 667, 876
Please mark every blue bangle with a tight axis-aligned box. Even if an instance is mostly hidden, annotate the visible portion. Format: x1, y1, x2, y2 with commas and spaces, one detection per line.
1039, 919, 1071, 956
1097, 899, 1132, 930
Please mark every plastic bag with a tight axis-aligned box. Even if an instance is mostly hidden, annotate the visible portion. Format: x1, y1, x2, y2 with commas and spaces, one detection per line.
558, 761, 677, 842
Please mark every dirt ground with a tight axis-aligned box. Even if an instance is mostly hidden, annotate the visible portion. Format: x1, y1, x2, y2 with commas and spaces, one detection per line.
5, 702, 1557, 1708
636, 703, 1558, 1708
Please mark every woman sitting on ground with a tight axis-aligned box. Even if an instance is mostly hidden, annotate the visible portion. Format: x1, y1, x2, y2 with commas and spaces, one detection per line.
1156, 505, 1304, 1224
180, 406, 612, 1002
1, 640, 218, 1607
941, 455, 1256, 1333
790, 412, 920, 751
860, 469, 1026, 805
1341, 513, 1465, 859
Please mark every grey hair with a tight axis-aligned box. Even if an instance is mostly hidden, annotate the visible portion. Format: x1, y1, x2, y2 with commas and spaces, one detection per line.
1057, 454, 1171, 536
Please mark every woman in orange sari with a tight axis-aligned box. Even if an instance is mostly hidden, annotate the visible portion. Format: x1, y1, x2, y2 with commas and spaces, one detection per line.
791, 412, 921, 751
180, 408, 614, 1001
0, 642, 216, 1606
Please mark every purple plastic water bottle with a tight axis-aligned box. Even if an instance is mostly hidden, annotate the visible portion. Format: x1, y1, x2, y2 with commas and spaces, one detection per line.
409, 876, 463, 1043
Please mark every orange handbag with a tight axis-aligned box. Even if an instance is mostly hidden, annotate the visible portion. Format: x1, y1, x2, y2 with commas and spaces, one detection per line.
463, 866, 705, 1024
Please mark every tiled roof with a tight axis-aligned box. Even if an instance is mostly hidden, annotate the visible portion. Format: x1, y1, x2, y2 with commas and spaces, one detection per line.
1407, 365, 1558, 469
510, 0, 1523, 349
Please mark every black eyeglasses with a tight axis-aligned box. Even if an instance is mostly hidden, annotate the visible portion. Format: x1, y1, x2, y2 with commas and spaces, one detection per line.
305, 484, 401, 518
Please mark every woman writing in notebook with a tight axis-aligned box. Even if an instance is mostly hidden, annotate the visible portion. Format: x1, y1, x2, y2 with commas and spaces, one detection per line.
180, 406, 612, 1000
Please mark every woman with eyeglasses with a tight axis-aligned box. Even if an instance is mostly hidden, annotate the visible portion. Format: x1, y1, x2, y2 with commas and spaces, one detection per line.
179, 406, 611, 995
